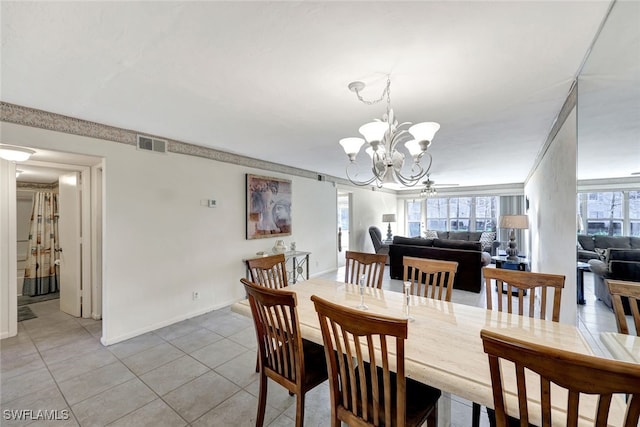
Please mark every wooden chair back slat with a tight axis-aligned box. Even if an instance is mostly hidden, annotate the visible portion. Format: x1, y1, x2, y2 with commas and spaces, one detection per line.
483, 268, 565, 322
402, 257, 458, 302
243, 278, 301, 383
246, 253, 288, 289
606, 279, 640, 336
344, 251, 386, 289
481, 328, 640, 427
312, 295, 408, 427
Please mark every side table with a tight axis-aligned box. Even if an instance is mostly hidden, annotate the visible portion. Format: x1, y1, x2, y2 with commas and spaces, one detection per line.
491, 255, 530, 295
576, 261, 590, 305
285, 250, 311, 284
243, 251, 311, 285
491, 255, 530, 271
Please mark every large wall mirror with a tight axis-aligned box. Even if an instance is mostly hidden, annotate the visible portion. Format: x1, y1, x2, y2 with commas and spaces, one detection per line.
577, 0, 639, 237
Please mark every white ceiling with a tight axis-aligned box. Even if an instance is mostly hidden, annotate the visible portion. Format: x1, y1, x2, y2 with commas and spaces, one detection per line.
1, 1, 637, 190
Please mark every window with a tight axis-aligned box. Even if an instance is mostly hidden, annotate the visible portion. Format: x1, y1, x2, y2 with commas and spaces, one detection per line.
630, 190, 640, 237
406, 200, 422, 237
580, 192, 623, 236
426, 198, 448, 231
475, 197, 498, 232
449, 198, 471, 231
577, 190, 640, 236
425, 196, 498, 232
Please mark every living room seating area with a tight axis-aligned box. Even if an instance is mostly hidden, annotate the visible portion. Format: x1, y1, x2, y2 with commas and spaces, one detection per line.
388, 236, 492, 293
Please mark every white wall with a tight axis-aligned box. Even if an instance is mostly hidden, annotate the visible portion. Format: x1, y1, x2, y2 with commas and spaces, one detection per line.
338, 185, 398, 254
0, 159, 17, 338
0, 122, 338, 343
525, 108, 577, 324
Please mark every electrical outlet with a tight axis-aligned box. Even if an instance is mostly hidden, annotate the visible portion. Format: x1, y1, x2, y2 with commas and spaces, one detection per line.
192, 291, 200, 300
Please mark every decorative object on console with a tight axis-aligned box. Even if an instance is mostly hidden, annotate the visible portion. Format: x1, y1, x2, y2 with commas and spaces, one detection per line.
382, 213, 396, 241
338, 77, 440, 188
499, 215, 529, 261
272, 239, 287, 253
246, 174, 292, 240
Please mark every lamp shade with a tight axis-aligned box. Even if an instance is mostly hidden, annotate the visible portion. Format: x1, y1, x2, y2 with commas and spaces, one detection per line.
382, 214, 396, 223
359, 121, 388, 143
339, 137, 365, 156
0, 145, 35, 162
499, 215, 529, 229
404, 140, 423, 157
408, 122, 440, 143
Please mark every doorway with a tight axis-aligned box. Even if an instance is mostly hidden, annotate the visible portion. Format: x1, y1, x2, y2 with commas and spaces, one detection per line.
13, 156, 102, 325
337, 192, 351, 267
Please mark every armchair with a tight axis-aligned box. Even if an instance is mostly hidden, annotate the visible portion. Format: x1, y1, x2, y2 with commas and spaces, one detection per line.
368, 226, 389, 262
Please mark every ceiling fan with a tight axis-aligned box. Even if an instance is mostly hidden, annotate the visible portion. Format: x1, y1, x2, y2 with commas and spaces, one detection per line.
420, 174, 458, 197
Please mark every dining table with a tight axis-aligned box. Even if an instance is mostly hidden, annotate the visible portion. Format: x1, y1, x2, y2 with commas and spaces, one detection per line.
601, 332, 640, 364
232, 278, 631, 426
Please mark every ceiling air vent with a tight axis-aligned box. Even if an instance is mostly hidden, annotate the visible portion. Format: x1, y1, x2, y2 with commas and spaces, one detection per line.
137, 135, 167, 154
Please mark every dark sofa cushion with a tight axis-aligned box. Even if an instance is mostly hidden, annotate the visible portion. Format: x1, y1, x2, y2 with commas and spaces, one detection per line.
433, 239, 482, 251
631, 237, 640, 249
608, 249, 640, 262
594, 235, 631, 250
392, 236, 433, 247
448, 231, 470, 241
437, 231, 449, 240
388, 244, 482, 292
468, 231, 483, 241
577, 234, 595, 252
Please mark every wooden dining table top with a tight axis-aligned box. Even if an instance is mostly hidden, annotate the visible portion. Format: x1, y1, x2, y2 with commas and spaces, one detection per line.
232, 278, 631, 426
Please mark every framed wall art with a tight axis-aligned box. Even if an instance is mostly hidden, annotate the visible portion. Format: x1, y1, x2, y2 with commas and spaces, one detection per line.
246, 174, 292, 240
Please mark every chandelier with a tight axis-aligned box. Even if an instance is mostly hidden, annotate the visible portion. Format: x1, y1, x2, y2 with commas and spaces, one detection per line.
339, 77, 440, 187
420, 176, 438, 198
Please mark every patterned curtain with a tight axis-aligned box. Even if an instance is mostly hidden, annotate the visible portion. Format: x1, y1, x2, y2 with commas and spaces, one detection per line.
22, 192, 60, 296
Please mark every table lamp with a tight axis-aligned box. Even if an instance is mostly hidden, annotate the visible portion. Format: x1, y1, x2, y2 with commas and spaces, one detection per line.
382, 214, 396, 242
499, 215, 529, 261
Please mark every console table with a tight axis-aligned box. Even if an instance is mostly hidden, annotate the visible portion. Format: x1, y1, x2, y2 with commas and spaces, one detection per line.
244, 250, 311, 285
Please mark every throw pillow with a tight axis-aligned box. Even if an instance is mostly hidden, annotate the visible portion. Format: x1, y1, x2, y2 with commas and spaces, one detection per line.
424, 230, 439, 239
594, 248, 609, 263
479, 232, 496, 251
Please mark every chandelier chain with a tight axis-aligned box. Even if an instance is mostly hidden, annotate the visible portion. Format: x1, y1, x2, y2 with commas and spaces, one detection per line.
354, 77, 392, 106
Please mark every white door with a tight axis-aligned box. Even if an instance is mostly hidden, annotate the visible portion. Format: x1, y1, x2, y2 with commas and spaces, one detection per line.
58, 172, 82, 317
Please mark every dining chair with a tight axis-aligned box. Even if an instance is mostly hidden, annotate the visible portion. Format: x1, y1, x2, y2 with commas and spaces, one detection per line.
311, 295, 441, 427
241, 278, 328, 427
245, 253, 290, 372
474, 267, 565, 427
481, 328, 640, 427
606, 279, 640, 336
483, 267, 565, 321
344, 250, 386, 289
402, 256, 458, 301
246, 253, 288, 289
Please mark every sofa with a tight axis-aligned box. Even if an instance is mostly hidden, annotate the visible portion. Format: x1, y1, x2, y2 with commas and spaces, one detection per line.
426, 230, 501, 256
389, 236, 492, 293
577, 234, 640, 262
588, 248, 640, 312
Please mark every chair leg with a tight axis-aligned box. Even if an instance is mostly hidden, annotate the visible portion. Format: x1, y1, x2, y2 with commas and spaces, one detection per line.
472, 402, 481, 427
426, 402, 438, 427
295, 392, 305, 427
255, 351, 259, 373
256, 374, 267, 427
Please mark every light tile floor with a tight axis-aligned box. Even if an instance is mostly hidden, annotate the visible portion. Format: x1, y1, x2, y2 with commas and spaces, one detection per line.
0, 269, 621, 426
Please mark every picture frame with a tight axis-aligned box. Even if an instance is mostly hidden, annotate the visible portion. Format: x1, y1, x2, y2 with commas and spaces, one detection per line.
246, 174, 292, 240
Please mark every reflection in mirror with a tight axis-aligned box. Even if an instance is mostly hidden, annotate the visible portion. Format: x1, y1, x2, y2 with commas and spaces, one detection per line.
577, 0, 640, 238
